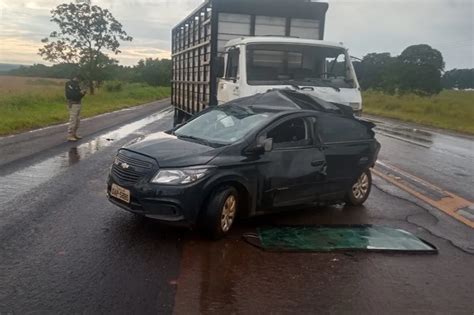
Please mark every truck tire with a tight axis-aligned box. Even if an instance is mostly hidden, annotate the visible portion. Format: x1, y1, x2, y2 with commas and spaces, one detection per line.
200, 186, 239, 240
345, 169, 372, 207
173, 109, 192, 127
173, 109, 184, 127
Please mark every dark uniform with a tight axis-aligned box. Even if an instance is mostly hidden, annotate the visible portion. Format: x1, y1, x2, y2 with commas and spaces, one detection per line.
65, 79, 86, 140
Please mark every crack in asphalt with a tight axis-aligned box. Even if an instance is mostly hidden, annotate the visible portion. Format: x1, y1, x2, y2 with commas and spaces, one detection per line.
372, 182, 474, 255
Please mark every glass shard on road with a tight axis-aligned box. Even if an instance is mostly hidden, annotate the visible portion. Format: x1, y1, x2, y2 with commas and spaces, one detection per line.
246, 225, 437, 253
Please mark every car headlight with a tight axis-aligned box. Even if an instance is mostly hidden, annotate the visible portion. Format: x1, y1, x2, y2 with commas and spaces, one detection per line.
151, 167, 213, 185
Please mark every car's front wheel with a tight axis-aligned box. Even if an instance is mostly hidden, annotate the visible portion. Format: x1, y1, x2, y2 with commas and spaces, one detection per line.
345, 169, 372, 206
200, 186, 238, 239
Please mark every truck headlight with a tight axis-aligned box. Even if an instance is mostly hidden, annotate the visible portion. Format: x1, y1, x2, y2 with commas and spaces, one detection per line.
349, 102, 362, 110
151, 167, 213, 185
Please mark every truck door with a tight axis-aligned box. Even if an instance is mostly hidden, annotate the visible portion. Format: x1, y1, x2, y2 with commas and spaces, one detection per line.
217, 48, 241, 104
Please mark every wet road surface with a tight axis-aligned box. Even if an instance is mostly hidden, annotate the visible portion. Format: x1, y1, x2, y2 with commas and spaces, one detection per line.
0, 104, 473, 314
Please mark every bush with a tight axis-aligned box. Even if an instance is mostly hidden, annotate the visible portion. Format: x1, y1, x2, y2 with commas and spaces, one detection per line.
104, 80, 123, 92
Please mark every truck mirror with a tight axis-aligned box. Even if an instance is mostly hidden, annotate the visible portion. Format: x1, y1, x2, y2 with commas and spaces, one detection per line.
217, 56, 225, 78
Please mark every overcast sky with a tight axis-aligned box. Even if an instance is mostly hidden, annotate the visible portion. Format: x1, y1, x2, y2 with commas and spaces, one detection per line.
0, 0, 472, 69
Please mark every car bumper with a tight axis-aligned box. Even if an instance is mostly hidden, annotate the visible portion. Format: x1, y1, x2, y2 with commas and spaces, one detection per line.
106, 175, 207, 226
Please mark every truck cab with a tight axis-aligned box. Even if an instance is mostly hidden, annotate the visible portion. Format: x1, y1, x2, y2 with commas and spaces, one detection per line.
171, 0, 363, 123
218, 37, 362, 113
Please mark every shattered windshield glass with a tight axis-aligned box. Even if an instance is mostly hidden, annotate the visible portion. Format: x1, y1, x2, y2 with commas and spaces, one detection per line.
246, 44, 355, 89
174, 106, 275, 145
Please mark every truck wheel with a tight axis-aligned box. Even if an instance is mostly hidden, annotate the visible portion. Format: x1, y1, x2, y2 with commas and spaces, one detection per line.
200, 186, 238, 240
173, 110, 182, 127
345, 169, 372, 207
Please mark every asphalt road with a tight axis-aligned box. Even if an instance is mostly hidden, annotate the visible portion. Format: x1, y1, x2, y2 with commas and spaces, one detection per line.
1, 101, 473, 314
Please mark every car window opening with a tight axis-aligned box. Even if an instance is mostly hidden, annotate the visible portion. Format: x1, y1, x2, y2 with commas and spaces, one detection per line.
267, 118, 312, 149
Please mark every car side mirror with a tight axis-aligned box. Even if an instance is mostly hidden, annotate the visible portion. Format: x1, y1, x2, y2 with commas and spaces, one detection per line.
263, 138, 273, 152
246, 138, 273, 156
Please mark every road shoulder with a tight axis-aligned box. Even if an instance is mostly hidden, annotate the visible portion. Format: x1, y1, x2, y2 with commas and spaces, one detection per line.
0, 99, 171, 168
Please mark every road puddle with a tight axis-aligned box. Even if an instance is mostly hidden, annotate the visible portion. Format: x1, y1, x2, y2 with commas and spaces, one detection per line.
0, 108, 173, 206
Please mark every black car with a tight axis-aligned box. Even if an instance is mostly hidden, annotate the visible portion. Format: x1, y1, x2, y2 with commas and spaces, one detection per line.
107, 90, 380, 239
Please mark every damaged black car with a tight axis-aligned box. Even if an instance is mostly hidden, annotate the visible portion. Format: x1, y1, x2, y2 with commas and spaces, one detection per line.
107, 90, 380, 239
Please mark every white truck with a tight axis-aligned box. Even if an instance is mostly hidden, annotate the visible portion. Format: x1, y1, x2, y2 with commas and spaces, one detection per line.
171, 0, 362, 124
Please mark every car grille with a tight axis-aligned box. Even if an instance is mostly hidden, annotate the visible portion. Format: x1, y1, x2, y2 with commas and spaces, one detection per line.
111, 151, 155, 184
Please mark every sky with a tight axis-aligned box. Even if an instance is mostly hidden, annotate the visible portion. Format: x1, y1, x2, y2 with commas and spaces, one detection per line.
0, 0, 472, 70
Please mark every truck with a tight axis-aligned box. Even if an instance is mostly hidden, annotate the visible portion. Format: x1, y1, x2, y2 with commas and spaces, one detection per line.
171, 0, 362, 124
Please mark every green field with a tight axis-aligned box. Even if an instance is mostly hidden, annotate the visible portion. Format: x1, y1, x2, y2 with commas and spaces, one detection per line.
0, 76, 170, 136
1, 76, 472, 136
363, 90, 474, 134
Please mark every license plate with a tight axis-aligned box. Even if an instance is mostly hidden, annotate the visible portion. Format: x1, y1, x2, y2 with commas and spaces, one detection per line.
110, 184, 131, 204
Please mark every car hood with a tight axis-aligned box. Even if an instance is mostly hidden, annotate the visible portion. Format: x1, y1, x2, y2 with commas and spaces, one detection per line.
124, 132, 224, 167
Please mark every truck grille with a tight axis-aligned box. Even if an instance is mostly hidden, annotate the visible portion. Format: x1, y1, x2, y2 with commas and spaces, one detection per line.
111, 151, 155, 184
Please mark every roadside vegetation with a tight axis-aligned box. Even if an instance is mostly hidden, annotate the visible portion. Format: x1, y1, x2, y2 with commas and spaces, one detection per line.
2, 2, 472, 138
0, 76, 170, 136
363, 90, 474, 134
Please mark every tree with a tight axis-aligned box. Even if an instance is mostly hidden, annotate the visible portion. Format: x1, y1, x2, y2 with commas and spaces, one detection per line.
397, 44, 444, 95
8, 63, 79, 79
399, 44, 444, 70
358, 53, 397, 91
442, 69, 474, 89
134, 58, 172, 86
39, 2, 132, 94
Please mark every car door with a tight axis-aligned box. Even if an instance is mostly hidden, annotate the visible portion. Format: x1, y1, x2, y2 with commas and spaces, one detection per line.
257, 115, 327, 209
317, 115, 374, 193
217, 48, 241, 104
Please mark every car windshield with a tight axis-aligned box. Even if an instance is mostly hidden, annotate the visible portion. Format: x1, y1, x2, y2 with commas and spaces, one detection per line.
247, 44, 354, 89
174, 106, 275, 146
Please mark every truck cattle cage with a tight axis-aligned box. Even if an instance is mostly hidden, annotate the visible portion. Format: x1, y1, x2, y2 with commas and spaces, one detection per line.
171, 0, 329, 122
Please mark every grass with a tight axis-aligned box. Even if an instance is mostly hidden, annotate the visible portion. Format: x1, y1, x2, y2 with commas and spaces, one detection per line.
363, 90, 474, 134
0, 76, 170, 136
2, 76, 472, 136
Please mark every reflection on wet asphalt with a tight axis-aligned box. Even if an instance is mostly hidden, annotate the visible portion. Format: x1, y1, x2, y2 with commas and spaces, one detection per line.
368, 118, 474, 200
174, 199, 474, 314
1, 110, 473, 314
371, 118, 474, 159
0, 108, 173, 208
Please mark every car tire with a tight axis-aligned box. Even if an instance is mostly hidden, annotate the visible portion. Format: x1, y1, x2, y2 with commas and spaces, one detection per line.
200, 186, 239, 240
345, 169, 372, 207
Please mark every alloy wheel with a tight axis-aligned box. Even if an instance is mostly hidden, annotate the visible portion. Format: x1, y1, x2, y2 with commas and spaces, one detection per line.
352, 172, 369, 200
220, 194, 237, 232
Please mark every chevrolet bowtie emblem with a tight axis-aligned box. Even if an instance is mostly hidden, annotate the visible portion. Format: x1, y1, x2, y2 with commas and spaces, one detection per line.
114, 158, 130, 170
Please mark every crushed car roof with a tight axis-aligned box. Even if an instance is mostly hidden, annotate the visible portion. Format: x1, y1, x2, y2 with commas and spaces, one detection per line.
222, 90, 355, 117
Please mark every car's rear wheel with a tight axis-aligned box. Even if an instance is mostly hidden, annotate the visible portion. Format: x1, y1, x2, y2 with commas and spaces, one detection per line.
200, 186, 238, 239
345, 169, 372, 206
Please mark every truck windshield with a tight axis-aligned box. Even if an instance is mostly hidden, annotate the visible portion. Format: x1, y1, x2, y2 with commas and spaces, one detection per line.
174, 106, 274, 146
246, 44, 354, 89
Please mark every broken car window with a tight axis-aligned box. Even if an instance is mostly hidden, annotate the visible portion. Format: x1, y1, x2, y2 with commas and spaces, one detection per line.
175, 106, 275, 145
267, 118, 312, 149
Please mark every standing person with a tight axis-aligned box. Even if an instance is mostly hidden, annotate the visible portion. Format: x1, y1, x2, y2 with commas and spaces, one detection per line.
65, 75, 86, 142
